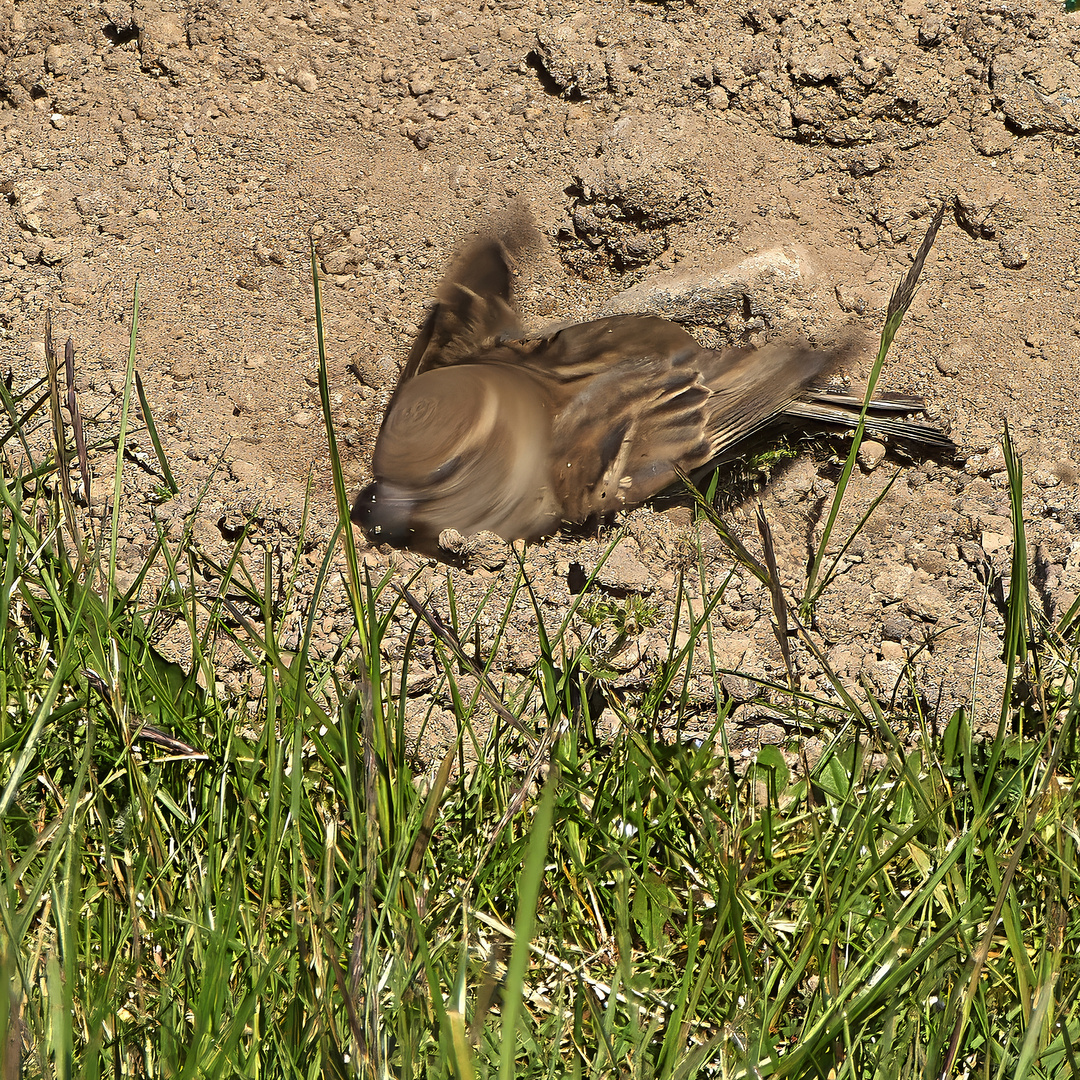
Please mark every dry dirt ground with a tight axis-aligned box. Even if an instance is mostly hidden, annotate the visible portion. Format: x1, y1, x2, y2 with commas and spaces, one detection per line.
3, 0, 1080, 766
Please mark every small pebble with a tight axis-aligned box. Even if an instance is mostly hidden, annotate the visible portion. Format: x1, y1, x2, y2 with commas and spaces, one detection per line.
858, 440, 887, 470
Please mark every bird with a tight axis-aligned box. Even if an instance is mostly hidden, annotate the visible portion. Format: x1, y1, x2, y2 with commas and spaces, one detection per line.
352, 220, 952, 555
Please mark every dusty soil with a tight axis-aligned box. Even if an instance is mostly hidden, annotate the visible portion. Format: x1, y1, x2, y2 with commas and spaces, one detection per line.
4, 0, 1080, 765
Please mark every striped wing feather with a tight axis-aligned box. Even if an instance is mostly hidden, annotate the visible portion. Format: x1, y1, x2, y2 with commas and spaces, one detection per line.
522, 318, 834, 523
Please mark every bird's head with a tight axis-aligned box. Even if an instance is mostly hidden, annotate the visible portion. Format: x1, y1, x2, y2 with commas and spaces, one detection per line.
352, 363, 558, 552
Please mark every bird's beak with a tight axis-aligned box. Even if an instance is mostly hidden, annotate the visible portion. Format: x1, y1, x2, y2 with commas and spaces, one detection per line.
351, 481, 417, 546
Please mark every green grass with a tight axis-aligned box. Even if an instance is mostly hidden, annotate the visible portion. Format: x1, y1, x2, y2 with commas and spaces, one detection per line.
5, 220, 1080, 1077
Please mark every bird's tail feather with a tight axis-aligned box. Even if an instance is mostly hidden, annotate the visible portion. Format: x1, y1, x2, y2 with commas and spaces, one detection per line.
782, 390, 954, 450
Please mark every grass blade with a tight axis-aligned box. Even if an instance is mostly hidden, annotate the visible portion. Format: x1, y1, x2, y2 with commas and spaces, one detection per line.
106, 280, 140, 612
802, 201, 946, 616
134, 370, 178, 494
499, 772, 558, 1080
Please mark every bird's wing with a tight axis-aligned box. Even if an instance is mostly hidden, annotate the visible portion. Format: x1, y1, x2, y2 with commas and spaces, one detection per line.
396, 237, 525, 390
394, 207, 542, 393
532, 319, 834, 522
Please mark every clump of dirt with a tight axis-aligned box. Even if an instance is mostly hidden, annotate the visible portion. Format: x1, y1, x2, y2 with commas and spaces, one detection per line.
3, 0, 1080, 767
561, 113, 711, 274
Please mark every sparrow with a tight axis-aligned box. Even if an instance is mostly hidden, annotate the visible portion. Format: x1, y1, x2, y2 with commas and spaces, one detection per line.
352, 223, 951, 554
